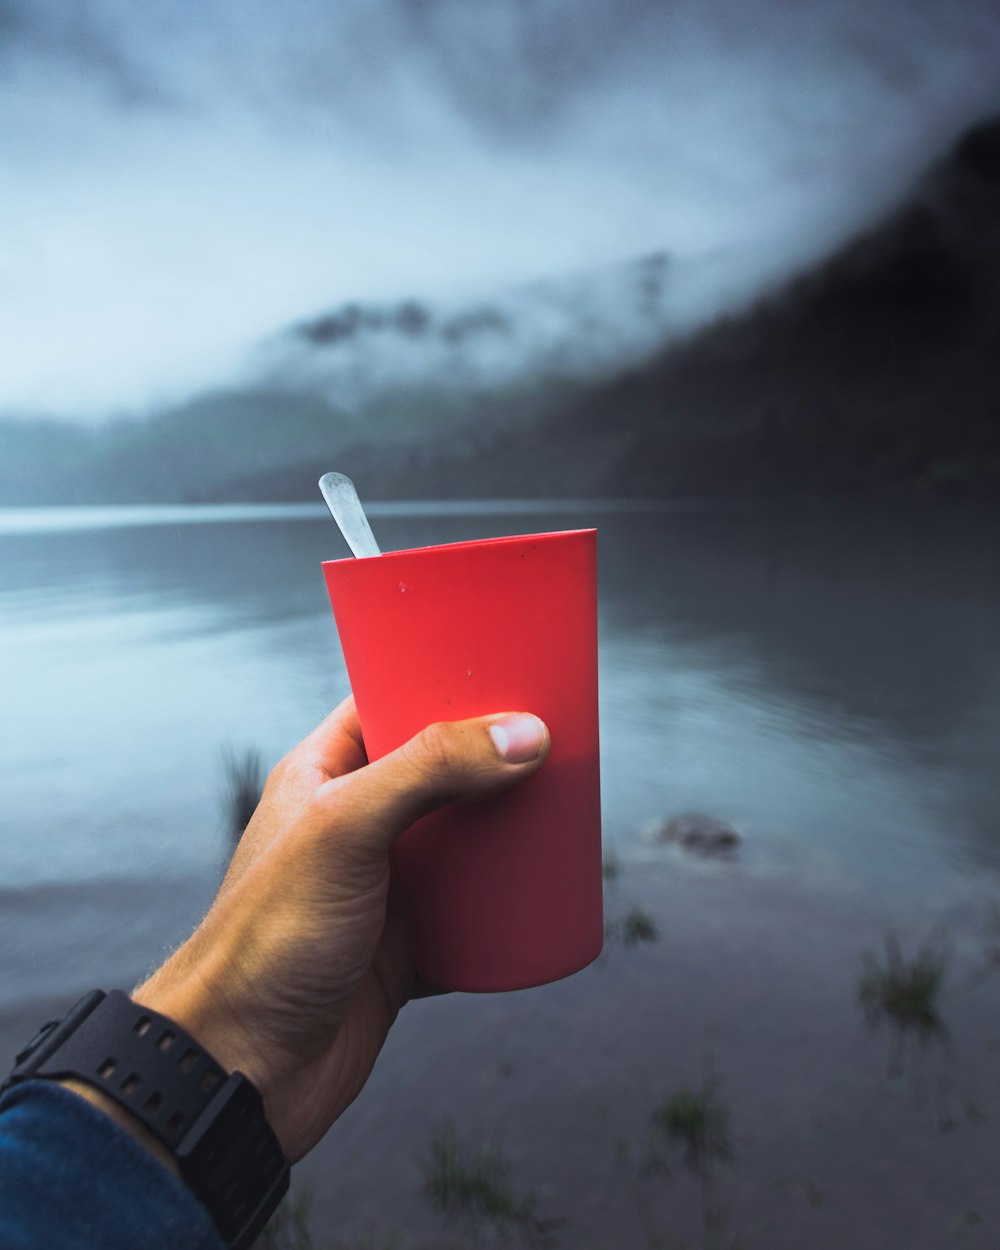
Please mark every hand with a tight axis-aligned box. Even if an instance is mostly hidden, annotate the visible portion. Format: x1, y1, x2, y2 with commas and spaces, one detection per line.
130, 696, 550, 1162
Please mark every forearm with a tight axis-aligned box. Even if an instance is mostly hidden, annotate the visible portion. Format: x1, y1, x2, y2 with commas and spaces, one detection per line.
0, 1079, 224, 1250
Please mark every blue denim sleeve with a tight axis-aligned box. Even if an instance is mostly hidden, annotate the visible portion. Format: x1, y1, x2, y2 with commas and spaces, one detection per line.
0, 1079, 226, 1250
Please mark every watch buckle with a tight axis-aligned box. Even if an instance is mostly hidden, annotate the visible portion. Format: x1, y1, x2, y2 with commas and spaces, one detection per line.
14, 1020, 60, 1066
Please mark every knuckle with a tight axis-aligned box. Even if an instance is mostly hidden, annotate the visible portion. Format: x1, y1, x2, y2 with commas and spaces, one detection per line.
258, 759, 287, 801
266, 752, 292, 786
411, 720, 466, 782
303, 775, 348, 821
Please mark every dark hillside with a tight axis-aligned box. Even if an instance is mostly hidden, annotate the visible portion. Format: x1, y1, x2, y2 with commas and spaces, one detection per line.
542, 115, 1000, 497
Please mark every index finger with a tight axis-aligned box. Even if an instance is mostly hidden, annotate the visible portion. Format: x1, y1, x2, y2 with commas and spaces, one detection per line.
292, 692, 369, 781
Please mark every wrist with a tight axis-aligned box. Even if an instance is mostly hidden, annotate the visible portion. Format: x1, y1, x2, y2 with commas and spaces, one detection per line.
6, 989, 291, 1249
131, 952, 281, 1147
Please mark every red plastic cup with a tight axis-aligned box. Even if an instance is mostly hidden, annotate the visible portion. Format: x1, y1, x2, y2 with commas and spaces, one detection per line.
322, 528, 603, 992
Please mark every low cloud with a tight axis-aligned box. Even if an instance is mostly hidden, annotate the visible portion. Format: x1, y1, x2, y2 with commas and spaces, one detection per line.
1, 0, 999, 418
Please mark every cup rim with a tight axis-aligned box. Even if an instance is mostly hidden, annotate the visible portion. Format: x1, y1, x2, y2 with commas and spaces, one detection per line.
321, 527, 596, 568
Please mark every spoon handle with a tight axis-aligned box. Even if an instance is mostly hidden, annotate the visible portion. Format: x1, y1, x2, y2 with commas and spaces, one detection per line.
318, 473, 382, 559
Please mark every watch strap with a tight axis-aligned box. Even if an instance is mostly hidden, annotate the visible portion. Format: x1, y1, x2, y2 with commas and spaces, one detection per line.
2, 990, 289, 1250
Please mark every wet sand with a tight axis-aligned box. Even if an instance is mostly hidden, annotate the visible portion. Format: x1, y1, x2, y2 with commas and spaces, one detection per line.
3, 855, 998, 1249
288, 857, 1000, 1249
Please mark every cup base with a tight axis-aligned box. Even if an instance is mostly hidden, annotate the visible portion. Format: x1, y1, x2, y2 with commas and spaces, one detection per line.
415, 933, 605, 994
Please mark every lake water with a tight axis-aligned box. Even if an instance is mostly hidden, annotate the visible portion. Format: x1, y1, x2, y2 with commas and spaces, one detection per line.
1, 500, 999, 1249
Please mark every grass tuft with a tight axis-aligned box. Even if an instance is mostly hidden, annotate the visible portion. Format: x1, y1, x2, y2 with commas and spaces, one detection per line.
858, 930, 949, 1035
220, 744, 266, 848
602, 849, 623, 881
653, 1084, 735, 1172
419, 1121, 561, 1244
258, 1188, 316, 1250
621, 906, 660, 947
259, 1186, 401, 1250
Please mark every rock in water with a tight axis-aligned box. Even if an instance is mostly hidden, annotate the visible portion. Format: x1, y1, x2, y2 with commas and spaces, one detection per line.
647, 813, 742, 858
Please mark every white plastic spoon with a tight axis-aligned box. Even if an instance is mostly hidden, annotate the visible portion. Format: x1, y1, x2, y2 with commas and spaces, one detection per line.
318, 472, 382, 558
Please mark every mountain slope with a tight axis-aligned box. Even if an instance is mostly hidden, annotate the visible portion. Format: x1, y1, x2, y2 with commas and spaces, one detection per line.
213, 112, 1000, 502
541, 114, 1000, 496
2, 115, 999, 505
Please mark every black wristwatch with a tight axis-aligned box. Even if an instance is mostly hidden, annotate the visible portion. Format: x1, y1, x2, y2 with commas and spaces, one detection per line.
0, 989, 290, 1250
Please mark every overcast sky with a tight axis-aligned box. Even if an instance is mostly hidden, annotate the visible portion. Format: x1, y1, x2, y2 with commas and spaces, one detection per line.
2, 0, 1000, 421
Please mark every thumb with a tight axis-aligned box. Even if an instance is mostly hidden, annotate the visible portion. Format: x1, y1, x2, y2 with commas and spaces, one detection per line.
312, 712, 551, 857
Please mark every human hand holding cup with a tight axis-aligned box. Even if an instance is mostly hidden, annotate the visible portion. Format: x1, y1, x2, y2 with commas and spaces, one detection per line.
322, 512, 603, 993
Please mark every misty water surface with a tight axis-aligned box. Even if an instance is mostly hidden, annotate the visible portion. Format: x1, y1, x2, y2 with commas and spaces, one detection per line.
1, 501, 999, 1249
